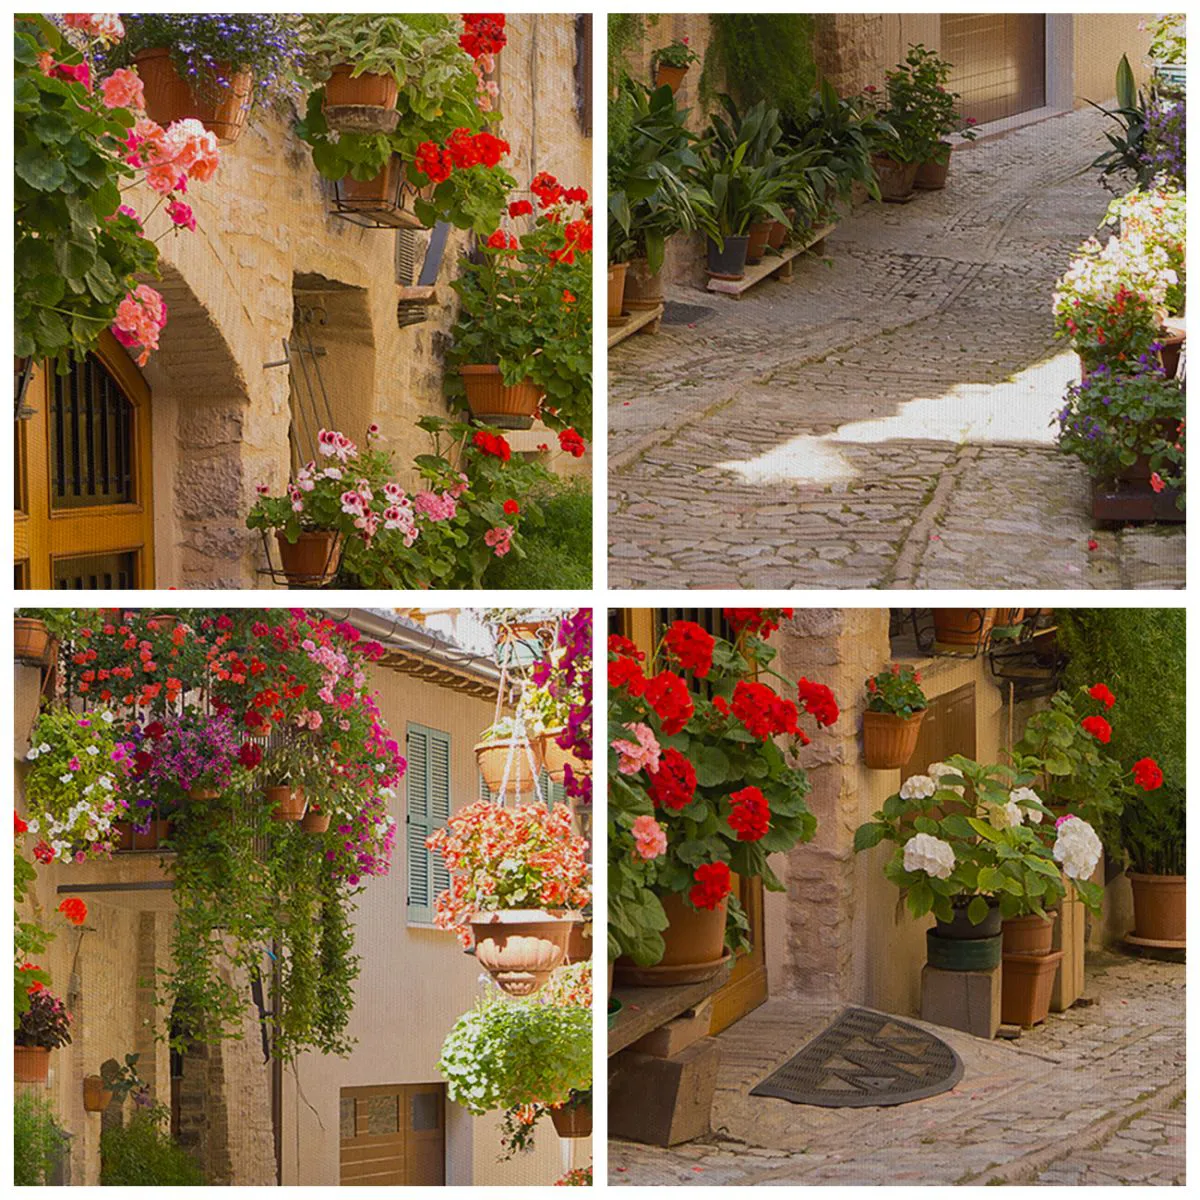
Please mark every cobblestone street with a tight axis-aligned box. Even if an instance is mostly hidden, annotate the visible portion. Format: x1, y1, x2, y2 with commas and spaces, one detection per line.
608, 108, 1185, 589
610, 950, 1185, 1186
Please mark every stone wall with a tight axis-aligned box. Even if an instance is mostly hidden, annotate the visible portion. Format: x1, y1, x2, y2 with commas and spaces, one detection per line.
128, 14, 590, 586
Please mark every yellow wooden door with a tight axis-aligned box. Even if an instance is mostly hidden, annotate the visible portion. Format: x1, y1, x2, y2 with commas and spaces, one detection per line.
614, 609, 769, 1035
15, 332, 154, 588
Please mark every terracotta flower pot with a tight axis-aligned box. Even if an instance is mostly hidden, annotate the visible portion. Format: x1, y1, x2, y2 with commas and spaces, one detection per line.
914, 145, 952, 190
113, 822, 134, 852
301, 808, 332, 833
276, 530, 342, 587
134, 48, 252, 144
871, 154, 918, 202
83, 1075, 113, 1112
1001, 912, 1056, 956
323, 66, 400, 133
459, 365, 543, 429
861, 709, 925, 769
933, 608, 995, 647
188, 786, 220, 801
132, 818, 173, 851
14, 1045, 50, 1084
1159, 331, 1185, 379
475, 738, 545, 797
745, 220, 773, 265
1001, 949, 1064, 1027
564, 920, 592, 964
1128, 872, 1186, 946
614, 892, 728, 986
267, 785, 306, 822
147, 612, 179, 632
14, 618, 51, 665
550, 1099, 592, 1138
766, 219, 788, 250
624, 257, 665, 311
469, 909, 575, 996
336, 156, 432, 231
654, 63, 688, 94
607, 261, 629, 321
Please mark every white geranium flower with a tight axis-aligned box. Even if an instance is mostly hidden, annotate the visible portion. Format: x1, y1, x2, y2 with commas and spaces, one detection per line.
25, 747, 39, 760
899, 774, 937, 801
1054, 816, 1102, 881
903, 833, 956, 880
986, 799, 1024, 830
26, 819, 39, 834
927, 761, 966, 797
1010, 786, 1043, 823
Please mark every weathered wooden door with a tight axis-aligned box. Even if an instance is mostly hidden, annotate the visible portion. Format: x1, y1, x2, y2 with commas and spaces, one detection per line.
900, 683, 977, 785
941, 14, 1047, 125
15, 332, 154, 588
338, 1083, 445, 1186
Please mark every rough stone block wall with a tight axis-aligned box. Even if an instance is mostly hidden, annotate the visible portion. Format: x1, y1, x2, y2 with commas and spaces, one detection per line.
813, 13, 886, 96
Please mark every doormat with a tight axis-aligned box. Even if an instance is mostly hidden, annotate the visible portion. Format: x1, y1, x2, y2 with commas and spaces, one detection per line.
750, 1007, 963, 1108
661, 301, 716, 326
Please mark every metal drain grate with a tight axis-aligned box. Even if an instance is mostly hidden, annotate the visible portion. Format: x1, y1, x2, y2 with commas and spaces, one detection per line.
750, 1007, 963, 1108
661, 301, 717, 326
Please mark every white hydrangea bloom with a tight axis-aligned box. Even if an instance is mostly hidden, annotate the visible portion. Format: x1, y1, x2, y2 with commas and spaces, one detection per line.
1054, 816, 1103, 881
903, 832, 956, 880
927, 761, 966, 797
985, 799, 1024, 830
1010, 786, 1043, 823
899, 774, 937, 801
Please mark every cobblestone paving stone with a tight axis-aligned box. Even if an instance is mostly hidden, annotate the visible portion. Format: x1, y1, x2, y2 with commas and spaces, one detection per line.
608, 108, 1185, 589
610, 950, 1185, 1185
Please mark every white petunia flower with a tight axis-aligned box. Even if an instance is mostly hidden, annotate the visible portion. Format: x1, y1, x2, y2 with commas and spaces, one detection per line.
85, 745, 100, 756
25, 747, 39, 760
899, 774, 937, 801
59, 774, 73, 785
100, 711, 115, 724
1053, 816, 1103, 881
26, 819, 39, 834
39, 743, 51, 754
903, 833, 956, 880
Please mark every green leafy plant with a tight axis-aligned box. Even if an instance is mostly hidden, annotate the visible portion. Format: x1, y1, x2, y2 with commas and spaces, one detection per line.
15, 608, 86, 641
1087, 55, 1157, 188
16, 985, 73, 1049
701, 15, 816, 124
489, 478, 592, 589
15, 1092, 65, 1186
100, 1104, 205, 1185
865, 664, 927, 718
651, 38, 699, 72
100, 1053, 146, 1103
299, 13, 455, 86
872, 44, 975, 165
691, 139, 789, 243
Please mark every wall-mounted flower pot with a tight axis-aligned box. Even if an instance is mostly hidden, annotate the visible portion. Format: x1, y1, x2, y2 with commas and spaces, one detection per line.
83, 1075, 113, 1112
475, 738, 545, 797
861, 708, 925, 769
1159, 330, 1185, 379
14, 1044, 50, 1084
1001, 949, 1064, 1027
300, 807, 332, 833
564, 920, 592, 964
624, 257, 665, 311
615, 892, 730, 987
1001, 912, 1056, 956
934, 900, 1002, 941
14, 618, 51, 665
706, 235, 749, 281
460, 365, 543, 430
933, 608, 995, 647
1128, 872, 1186, 947
117, 818, 171, 851
914, 145, 952, 190
469, 909, 575, 995
188, 786, 220, 801
134, 49, 252, 144
323, 66, 400, 133
550, 1099, 592, 1138
871, 155, 918, 203
267, 785, 306, 822
333, 155, 433, 230
654, 63, 687, 94
276, 530, 342, 587
607, 261, 629, 322
926, 929, 1002, 971
745, 220, 773, 265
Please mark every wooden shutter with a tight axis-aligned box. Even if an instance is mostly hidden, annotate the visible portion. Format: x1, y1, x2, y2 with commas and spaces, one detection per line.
575, 14, 593, 136
900, 683, 977, 786
406, 724, 452, 925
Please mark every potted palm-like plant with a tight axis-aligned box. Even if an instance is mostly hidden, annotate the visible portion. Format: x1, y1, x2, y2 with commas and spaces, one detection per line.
861, 663, 927, 768
15, 987, 72, 1083
427, 801, 590, 995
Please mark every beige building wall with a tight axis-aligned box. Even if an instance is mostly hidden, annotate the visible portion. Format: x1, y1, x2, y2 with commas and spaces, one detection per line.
124, 13, 590, 588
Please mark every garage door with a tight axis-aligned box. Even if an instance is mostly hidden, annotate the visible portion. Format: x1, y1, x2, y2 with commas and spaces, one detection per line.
941, 14, 1047, 124
339, 1084, 445, 1186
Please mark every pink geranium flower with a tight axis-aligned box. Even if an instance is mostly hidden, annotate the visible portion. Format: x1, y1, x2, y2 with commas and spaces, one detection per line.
611, 722, 662, 776
631, 814, 667, 861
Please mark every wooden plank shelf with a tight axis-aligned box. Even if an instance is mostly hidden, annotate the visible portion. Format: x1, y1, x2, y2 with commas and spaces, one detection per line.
608, 303, 664, 349
608, 960, 733, 1056
706, 224, 836, 299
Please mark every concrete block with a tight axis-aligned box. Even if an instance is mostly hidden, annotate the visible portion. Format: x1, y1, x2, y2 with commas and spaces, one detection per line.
627, 1000, 713, 1059
608, 1037, 721, 1146
921, 962, 1001, 1040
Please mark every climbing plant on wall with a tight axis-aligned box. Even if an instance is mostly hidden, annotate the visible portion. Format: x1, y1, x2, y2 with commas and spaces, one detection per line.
700, 15, 817, 122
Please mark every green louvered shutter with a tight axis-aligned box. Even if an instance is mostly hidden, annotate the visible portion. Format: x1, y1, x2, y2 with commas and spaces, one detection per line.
480, 768, 566, 809
406, 724, 452, 926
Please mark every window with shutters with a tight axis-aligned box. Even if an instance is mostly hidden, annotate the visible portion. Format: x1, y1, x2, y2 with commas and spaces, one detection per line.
406, 723, 452, 926
480, 768, 565, 809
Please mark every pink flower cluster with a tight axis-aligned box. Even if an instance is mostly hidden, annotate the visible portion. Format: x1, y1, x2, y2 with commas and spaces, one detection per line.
484, 524, 513, 557
318, 429, 358, 463
414, 490, 458, 522
63, 12, 125, 41
112, 284, 167, 366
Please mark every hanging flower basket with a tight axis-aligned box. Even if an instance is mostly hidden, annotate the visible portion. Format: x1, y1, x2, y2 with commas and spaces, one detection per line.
14, 617, 52, 665
861, 709, 924, 769
322, 65, 400, 133
460, 366, 543, 429
276, 530, 342, 588
541, 729, 585, 786
148, 612, 180, 632
549, 1098, 592, 1138
654, 63, 687, 94
267, 785, 306, 822
333, 154, 434, 230
475, 738, 545, 797
300, 806, 332, 833
469, 909, 575, 996
83, 1074, 114, 1112
134, 48, 252, 143
14, 1045, 51, 1084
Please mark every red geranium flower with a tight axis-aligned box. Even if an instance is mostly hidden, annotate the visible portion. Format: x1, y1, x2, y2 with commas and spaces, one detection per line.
644, 670, 694, 735
797, 678, 839, 727
472, 430, 512, 462
502, 499, 520, 515
609, 655, 647, 696
557, 428, 586, 458
33, 841, 54, 865
15, 812, 28, 836
58, 897, 88, 926
1132, 757, 1164, 791
663, 620, 715, 678
689, 862, 732, 910
238, 742, 263, 769
731, 680, 788, 741
608, 634, 644, 661
648, 748, 697, 811
509, 199, 533, 217
1088, 683, 1116, 709
1080, 715, 1112, 744
728, 785, 770, 841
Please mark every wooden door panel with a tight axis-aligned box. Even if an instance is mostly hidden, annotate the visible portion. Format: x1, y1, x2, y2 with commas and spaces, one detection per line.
901, 683, 977, 784
339, 1084, 444, 1187
941, 14, 1046, 124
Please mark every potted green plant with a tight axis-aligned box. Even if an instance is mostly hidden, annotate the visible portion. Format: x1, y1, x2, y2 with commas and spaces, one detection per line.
427, 801, 590, 995
474, 717, 547, 799
103, 14, 303, 143
15, 986, 72, 1083
862, 663, 927, 768
1121, 777, 1184, 947
264, 738, 320, 822
92, 1053, 145, 1113
651, 37, 699, 94
891, 45, 977, 190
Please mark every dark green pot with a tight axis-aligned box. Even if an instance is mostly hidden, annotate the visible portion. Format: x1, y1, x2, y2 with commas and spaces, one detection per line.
608, 997, 623, 1030
926, 929, 1002, 971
